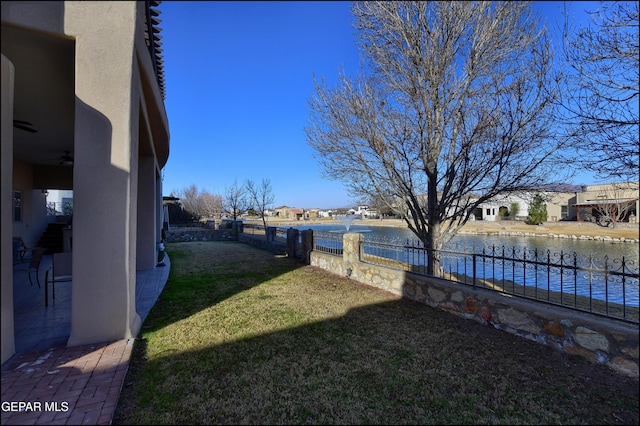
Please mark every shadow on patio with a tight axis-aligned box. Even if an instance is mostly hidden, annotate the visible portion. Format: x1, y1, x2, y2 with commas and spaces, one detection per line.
10, 253, 170, 354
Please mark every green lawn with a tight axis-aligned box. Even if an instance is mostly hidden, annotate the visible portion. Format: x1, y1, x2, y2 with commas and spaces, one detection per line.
113, 241, 639, 425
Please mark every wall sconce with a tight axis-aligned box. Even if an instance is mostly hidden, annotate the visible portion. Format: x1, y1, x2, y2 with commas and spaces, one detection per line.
41, 189, 49, 196
346, 267, 352, 278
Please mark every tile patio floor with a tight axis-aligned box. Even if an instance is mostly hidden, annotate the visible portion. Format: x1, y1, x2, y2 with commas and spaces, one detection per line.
1, 253, 170, 425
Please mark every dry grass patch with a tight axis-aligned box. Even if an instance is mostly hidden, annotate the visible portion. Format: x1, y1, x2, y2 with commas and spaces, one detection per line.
113, 241, 639, 425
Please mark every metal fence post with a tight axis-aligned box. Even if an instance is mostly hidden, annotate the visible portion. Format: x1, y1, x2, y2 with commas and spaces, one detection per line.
472, 253, 477, 288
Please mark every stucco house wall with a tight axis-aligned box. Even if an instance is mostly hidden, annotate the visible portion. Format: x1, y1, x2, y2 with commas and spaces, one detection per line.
475, 190, 581, 223
473, 192, 532, 221
575, 182, 639, 222
545, 191, 577, 221
1, 1, 169, 364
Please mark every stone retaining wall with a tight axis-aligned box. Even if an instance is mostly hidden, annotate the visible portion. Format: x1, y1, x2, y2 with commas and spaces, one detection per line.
459, 229, 639, 243
310, 232, 640, 379
238, 233, 288, 255
165, 228, 236, 242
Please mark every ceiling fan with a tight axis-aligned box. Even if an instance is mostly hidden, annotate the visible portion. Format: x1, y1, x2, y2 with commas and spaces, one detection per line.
13, 119, 38, 133
57, 150, 74, 166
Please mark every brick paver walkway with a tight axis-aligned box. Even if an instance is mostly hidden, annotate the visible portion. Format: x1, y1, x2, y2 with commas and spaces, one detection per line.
1, 339, 133, 425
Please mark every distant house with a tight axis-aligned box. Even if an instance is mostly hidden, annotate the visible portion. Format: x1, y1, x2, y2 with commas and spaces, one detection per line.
470, 182, 638, 223
347, 205, 377, 217
472, 189, 576, 222
573, 182, 638, 223
289, 208, 304, 220
306, 209, 320, 218
318, 210, 333, 218
274, 206, 304, 220
472, 192, 533, 221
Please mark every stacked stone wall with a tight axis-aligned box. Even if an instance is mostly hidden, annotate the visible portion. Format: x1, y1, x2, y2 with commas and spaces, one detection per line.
310, 233, 639, 379
459, 228, 639, 243
238, 233, 288, 255
165, 228, 236, 242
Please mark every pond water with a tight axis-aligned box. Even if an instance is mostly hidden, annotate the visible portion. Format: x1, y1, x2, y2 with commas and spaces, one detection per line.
296, 223, 638, 260
295, 223, 639, 308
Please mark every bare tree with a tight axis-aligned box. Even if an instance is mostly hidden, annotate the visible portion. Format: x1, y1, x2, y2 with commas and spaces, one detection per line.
364, 193, 398, 219
305, 1, 564, 274
246, 178, 275, 231
177, 184, 203, 221
224, 179, 248, 220
561, 1, 639, 181
590, 182, 638, 228
176, 184, 224, 222
200, 191, 224, 220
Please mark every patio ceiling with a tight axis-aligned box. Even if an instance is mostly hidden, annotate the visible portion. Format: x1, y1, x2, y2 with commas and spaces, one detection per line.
2, 24, 75, 167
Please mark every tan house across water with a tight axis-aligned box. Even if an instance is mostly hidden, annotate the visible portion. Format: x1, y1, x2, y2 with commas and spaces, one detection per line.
573, 182, 639, 223
274, 206, 305, 221
471, 183, 638, 223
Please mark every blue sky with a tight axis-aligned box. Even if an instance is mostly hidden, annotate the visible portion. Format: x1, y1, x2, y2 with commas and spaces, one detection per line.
159, 1, 598, 209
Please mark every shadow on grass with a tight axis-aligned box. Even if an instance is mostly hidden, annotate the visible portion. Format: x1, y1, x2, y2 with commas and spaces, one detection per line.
114, 241, 639, 425
139, 241, 307, 333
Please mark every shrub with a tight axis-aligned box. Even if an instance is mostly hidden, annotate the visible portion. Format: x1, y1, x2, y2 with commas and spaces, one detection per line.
510, 202, 520, 219
527, 194, 547, 225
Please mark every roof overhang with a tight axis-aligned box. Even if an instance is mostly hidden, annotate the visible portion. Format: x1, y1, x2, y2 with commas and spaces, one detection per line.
573, 198, 638, 207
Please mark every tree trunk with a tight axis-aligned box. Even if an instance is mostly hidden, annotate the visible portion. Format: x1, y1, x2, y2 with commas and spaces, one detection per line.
426, 173, 441, 276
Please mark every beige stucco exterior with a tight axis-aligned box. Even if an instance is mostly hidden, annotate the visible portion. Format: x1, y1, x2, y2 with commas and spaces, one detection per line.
1, 1, 169, 364
575, 182, 639, 222
274, 206, 304, 221
473, 184, 638, 223
545, 191, 577, 222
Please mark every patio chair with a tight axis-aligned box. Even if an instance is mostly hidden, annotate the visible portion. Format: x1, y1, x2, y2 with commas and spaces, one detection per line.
28, 247, 46, 288
13, 237, 36, 264
45, 252, 72, 307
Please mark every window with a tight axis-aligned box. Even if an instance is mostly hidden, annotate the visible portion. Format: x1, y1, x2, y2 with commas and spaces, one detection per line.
62, 197, 73, 215
13, 190, 22, 222
561, 205, 568, 219
486, 208, 491, 215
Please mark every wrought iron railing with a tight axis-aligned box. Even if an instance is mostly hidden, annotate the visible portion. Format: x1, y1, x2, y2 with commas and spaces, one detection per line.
312, 231, 343, 255
243, 223, 265, 236
46, 201, 73, 216
358, 236, 639, 324
242, 224, 291, 240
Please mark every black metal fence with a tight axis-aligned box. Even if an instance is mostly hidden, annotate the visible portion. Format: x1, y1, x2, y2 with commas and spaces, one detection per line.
312, 231, 343, 255
240, 227, 638, 323
358, 236, 639, 324
243, 223, 289, 239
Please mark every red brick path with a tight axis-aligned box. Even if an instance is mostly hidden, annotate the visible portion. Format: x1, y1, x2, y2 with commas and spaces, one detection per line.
1, 339, 133, 425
